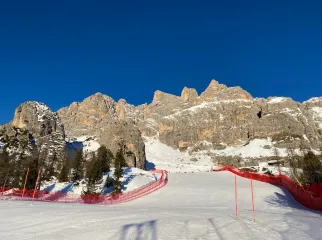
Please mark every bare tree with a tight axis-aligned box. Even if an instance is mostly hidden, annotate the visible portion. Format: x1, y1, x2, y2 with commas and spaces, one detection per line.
286, 143, 302, 184
273, 147, 281, 174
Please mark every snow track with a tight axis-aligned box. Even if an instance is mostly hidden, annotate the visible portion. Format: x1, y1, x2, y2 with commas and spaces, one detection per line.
1, 171, 322, 240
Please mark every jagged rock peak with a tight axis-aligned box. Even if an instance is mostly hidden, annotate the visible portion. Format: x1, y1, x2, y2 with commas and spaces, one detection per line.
200, 79, 228, 101
181, 87, 198, 102
83, 92, 115, 103
152, 90, 178, 103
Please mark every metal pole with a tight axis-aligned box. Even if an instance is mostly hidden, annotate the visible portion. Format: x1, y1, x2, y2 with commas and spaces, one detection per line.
234, 175, 238, 220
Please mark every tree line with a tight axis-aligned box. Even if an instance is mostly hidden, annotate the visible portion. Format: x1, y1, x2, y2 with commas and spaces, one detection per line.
0, 139, 129, 195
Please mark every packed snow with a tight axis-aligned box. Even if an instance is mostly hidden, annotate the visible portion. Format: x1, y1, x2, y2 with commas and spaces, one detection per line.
1, 171, 321, 240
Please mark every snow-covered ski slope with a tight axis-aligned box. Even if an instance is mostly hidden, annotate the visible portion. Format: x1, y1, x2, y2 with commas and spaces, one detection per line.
1, 171, 321, 240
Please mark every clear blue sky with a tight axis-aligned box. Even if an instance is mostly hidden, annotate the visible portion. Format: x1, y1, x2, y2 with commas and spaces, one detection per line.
1, 0, 321, 124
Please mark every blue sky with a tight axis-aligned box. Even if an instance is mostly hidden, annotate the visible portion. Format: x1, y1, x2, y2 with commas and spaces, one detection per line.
0, 0, 321, 124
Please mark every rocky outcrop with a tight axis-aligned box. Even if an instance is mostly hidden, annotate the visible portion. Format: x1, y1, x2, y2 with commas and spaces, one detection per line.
136, 80, 322, 162
200, 80, 228, 101
181, 87, 198, 103
0, 101, 66, 174
100, 120, 145, 169
57, 93, 146, 169
12, 101, 65, 138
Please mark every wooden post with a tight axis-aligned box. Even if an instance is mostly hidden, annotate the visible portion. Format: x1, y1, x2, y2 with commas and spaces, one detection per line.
234, 175, 238, 220
21, 168, 30, 201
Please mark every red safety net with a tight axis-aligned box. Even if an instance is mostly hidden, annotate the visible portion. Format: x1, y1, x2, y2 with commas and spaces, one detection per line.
0, 170, 168, 205
216, 166, 322, 211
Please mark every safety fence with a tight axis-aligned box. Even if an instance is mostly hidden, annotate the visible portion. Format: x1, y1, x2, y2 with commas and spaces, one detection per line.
0, 170, 168, 205
216, 166, 322, 211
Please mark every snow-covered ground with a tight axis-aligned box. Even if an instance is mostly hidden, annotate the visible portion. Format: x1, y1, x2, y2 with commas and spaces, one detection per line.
145, 137, 213, 173
39, 168, 157, 196
121, 168, 157, 192
145, 136, 322, 174
1, 171, 321, 240
211, 138, 288, 158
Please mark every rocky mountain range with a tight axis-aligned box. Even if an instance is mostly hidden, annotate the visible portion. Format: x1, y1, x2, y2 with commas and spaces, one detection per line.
1, 79, 322, 170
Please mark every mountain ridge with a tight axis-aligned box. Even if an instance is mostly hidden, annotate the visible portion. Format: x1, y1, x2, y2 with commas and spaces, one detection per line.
2, 79, 322, 169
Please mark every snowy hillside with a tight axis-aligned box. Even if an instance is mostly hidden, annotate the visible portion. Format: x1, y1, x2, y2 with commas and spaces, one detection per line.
144, 137, 322, 173
39, 167, 157, 196
145, 137, 213, 173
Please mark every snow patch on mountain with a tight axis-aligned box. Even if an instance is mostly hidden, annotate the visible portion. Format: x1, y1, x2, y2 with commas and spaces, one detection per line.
82, 139, 100, 153
144, 136, 322, 172
144, 137, 213, 173
67, 136, 101, 153
303, 97, 322, 104
268, 97, 288, 104
211, 138, 288, 158
309, 107, 322, 129
34, 102, 51, 122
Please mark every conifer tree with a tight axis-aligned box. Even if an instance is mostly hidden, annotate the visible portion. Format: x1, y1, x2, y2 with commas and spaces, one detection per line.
301, 151, 322, 185
113, 148, 126, 194
86, 152, 102, 185
0, 147, 10, 187
97, 145, 111, 173
45, 150, 56, 180
72, 149, 85, 182
11, 151, 26, 188
25, 154, 39, 190
58, 154, 70, 182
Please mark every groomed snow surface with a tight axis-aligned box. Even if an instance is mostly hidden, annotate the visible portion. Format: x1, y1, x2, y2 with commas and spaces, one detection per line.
1, 171, 321, 240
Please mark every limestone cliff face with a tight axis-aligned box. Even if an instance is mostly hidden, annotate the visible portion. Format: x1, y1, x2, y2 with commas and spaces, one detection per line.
136, 80, 322, 156
54, 79, 322, 165
57, 93, 146, 169
0, 101, 66, 173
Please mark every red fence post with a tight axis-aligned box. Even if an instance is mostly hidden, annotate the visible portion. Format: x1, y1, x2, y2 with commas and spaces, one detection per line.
234, 175, 238, 220
250, 176, 256, 223
21, 168, 30, 201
